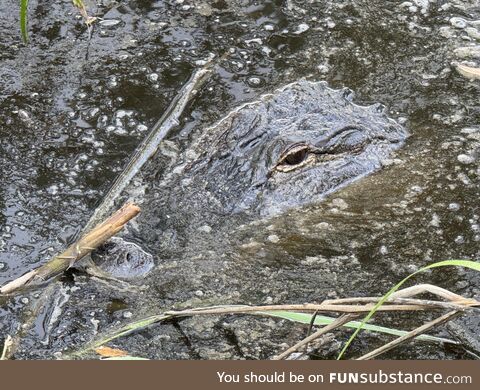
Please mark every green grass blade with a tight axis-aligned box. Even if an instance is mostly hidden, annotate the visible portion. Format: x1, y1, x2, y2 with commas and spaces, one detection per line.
68, 314, 171, 358
20, 0, 29, 43
90, 314, 170, 350
260, 311, 456, 344
337, 259, 480, 359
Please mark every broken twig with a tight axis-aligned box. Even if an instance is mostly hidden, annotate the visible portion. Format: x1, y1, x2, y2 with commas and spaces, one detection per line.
0, 203, 140, 295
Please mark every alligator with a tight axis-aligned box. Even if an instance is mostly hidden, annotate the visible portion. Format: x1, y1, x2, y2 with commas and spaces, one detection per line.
10, 80, 408, 359
93, 80, 407, 277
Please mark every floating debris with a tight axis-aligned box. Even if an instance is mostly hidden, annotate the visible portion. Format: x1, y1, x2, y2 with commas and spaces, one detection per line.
99, 19, 121, 27
455, 63, 480, 80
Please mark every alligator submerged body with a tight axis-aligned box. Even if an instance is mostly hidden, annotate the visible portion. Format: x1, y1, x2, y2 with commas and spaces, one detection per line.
95, 80, 408, 278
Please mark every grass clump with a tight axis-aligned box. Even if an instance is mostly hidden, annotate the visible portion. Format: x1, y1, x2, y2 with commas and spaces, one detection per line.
336, 259, 480, 359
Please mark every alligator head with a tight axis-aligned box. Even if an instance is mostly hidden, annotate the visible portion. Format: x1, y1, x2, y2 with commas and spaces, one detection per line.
179, 80, 407, 217
93, 80, 407, 276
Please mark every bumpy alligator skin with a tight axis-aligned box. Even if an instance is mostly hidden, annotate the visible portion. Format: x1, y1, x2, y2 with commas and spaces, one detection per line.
181, 80, 407, 216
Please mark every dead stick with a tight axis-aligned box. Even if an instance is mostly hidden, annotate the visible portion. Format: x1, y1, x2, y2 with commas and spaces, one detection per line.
0, 203, 140, 295
273, 314, 358, 360
165, 303, 429, 316
323, 297, 477, 311
356, 310, 461, 360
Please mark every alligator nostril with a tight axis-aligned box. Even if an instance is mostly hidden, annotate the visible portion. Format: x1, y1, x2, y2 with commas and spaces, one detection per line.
372, 103, 386, 113
342, 88, 355, 101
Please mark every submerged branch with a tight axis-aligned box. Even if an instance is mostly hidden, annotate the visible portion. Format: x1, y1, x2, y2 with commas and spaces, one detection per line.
83, 54, 218, 232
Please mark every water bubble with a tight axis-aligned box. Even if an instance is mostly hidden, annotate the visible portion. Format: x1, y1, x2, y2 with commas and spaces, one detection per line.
317, 64, 329, 74
107, 76, 118, 89
326, 19, 336, 29
448, 203, 461, 211
85, 107, 100, 120
457, 154, 475, 164
17, 109, 31, 123
450, 17, 467, 29
198, 225, 212, 233
430, 213, 440, 227
294, 23, 310, 34
147, 73, 159, 82
245, 38, 263, 45
454, 46, 480, 59
247, 76, 264, 87
263, 23, 275, 31
465, 27, 480, 40
99, 19, 121, 27
97, 115, 108, 128
47, 185, 59, 195
267, 234, 280, 243
113, 128, 127, 136
230, 60, 245, 71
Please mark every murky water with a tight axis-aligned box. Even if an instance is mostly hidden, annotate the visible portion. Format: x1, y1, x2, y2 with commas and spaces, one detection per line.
1, 0, 479, 359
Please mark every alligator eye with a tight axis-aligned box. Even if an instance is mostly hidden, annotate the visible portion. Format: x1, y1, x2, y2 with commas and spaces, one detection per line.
284, 148, 308, 165
274, 143, 313, 173
278, 143, 311, 165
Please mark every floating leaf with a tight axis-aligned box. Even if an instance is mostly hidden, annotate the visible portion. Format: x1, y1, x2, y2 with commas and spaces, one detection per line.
102, 356, 149, 360
95, 346, 129, 358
